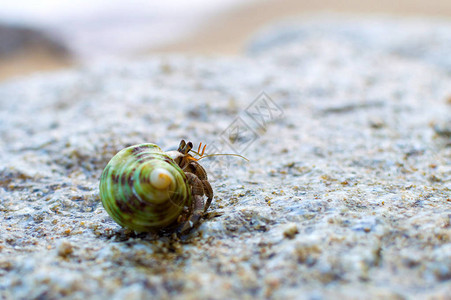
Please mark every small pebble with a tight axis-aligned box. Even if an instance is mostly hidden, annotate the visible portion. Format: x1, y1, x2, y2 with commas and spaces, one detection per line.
57, 241, 74, 258
283, 223, 299, 239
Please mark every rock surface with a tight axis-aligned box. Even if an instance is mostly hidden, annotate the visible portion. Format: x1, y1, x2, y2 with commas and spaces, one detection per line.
1, 16, 451, 299
0, 23, 68, 58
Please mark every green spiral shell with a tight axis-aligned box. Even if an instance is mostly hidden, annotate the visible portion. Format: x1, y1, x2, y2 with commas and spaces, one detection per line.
99, 143, 192, 232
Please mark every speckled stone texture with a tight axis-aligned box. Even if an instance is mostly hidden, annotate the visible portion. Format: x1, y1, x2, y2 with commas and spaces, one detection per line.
1, 16, 451, 299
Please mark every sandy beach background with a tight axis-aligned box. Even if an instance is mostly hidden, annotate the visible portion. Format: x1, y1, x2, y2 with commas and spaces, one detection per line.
1, 0, 451, 81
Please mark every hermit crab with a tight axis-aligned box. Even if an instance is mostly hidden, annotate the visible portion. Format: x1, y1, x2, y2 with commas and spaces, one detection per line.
99, 140, 220, 234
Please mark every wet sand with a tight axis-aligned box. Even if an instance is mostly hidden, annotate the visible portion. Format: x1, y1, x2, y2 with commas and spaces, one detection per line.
0, 47, 72, 81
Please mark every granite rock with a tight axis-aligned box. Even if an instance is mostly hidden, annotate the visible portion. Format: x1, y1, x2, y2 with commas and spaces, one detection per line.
1, 16, 451, 299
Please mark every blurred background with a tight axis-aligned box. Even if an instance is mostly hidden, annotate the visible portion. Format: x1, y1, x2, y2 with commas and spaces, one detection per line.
1, 0, 450, 82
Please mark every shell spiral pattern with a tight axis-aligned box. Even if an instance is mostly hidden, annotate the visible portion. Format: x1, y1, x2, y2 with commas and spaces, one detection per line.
99, 143, 192, 232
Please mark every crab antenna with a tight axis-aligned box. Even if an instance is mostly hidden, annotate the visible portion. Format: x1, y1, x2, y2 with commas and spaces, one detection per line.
189, 143, 248, 162
194, 142, 208, 157
197, 152, 249, 162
